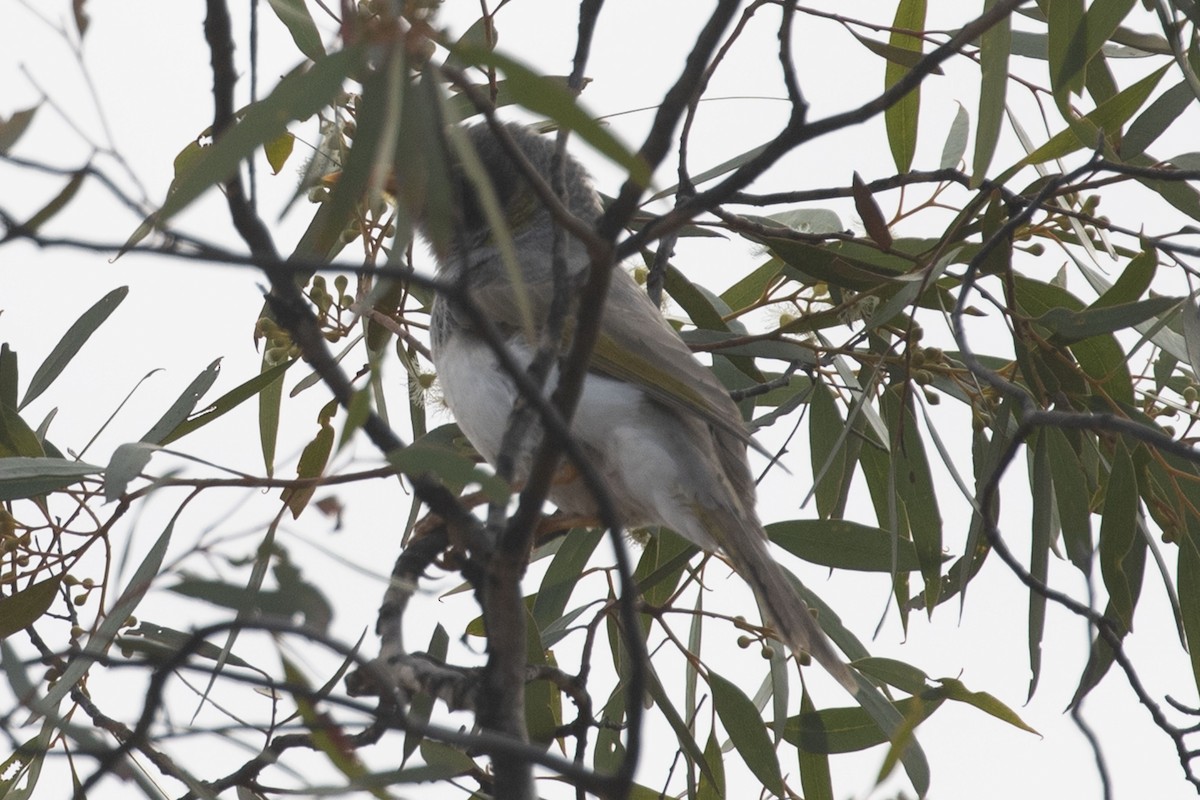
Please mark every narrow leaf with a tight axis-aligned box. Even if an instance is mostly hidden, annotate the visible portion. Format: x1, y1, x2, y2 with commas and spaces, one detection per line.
768, 519, 924, 572
266, 0, 326, 61
940, 103, 970, 169
710, 672, 784, 795
852, 172, 893, 250
141, 359, 222, 444
973, 2, 1009, 184
21, 287, 128, 410
0, 574, 64, 640
1046, 427, 1093, 573
883, 0, 926, 173
0, 104, 39, 154
0, 457, 102, 502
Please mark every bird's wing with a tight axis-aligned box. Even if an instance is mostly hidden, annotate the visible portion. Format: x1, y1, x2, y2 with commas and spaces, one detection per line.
590, 271, 759, 450
464, 266, 758, 449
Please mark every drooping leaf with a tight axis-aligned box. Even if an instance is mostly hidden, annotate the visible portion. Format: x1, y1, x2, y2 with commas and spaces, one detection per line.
1034, 295, 1181, 343
0, 104, 39, 154
936, 678, 1038, 735
266, 0, 326, 61
710, 671, 784, 795
1122, 80, 1197, 158
797, 688, 835, 800
1021, 63, 1170, 166
1028, 430, 1052, 700
696, 728, 726, 800
940, 102, 970, 170
21, 286, 128, 410
103, 442, 159, 502
883, 0, 927, 173
973, 2, 1009, 185
141, 359, 222, 445
768, 519, 925, 572
783, 692, 943, 754
0, 457, 102, 502
852, 172, 893, 250
36, 511, 179, 715
882, 385, 943, 607
263, 131, 296, 175
1046, 427, 1094, 574
281, 414, 335, 518
161, 357, 296, 445
0, 574, 64, 640
20, 170, 85, 233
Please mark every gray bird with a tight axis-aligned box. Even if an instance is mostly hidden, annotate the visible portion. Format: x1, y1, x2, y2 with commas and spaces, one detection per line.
424, 122, 857, 695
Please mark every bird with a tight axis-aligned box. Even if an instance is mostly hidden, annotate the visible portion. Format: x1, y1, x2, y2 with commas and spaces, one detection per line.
421, 121, 858, 695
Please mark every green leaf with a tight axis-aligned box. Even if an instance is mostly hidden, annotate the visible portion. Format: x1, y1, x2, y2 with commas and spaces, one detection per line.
259, 354, 286, 478
808, 381, 851, 519
710, 672, 784, 795
20, 286, 128, 410
1021, 62, 1170, 166
643, 657, 717, 786
1177, 521, 1200, 696
388, 432, 509, 503
1047, 0, 1087, 98
0, 404, 44, 458
161, 357, 296, 445
1046, 427, 1093, 573
115, 622, 254, 669
883, 0, 926, 173
123, 47, 362, 251
36, 511, 179, 716
1122, 79, 1196, 158
20, 170, 85, 233
0, 457, 102, 502
103, 441, 159, 502
1099, 442, 1140, 629
768, 519, 924, 572
721, 259, 783, 311
0, 574, 64, 640
141, 358, 222, 444
1034, 295, 1181, 343
882, 385, 943, 606
797, 688, 835, 800
402, 625, 448, 765
852, 172, 893, 250
281, 417, 335, 518
1072, 442, 1146, 706
940, 103, 969, 169
851, 28, 942, 71
936, 677, 1039, 735
1091, 249, 1156, 309
0, 104, 39, 154
973, 2, 1009, 185
263, 131, 296, 175
0, 345, 15, 410
266, 0, 326, 61
282, 655, 384, 798
782, 692, 944, 754
853, 657, 930, 695
1028, 430, 1052, 700
532, 528, 603, 629
696, 728, 726, 800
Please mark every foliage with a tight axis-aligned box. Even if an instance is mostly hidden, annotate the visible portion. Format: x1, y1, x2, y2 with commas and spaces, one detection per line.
3, 1, 1200, 799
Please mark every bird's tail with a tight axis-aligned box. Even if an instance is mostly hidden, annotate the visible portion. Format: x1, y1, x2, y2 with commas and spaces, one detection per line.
701, 507, 859, 695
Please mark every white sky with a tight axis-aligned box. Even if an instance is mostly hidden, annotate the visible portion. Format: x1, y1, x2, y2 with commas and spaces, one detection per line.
2, 1, 1200, 799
